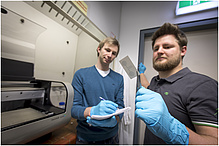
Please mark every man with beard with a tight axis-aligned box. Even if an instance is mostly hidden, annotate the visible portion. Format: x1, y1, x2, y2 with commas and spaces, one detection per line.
71, 37, 124, 144
136, 23, 218, 145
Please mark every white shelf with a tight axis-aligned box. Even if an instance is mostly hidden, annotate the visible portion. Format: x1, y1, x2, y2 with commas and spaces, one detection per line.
25, 1, 107, 42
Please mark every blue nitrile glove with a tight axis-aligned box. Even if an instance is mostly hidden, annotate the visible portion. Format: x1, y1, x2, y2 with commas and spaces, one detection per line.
90, 100, 118, 116
87, 100, 118, 127
86, 116, 117, 127
135, 87, 189, 144
138, 62, 146, 74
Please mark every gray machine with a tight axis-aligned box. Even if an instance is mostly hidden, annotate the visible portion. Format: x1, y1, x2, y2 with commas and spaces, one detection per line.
1, 80, 74, 144
1, 4, 74, 144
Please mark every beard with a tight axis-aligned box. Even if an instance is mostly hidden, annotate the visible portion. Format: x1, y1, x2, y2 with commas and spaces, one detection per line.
153, 54, 181, 72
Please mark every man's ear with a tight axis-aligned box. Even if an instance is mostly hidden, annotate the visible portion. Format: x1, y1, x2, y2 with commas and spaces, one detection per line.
181, 46, 187, 57
97, 47, 101, 53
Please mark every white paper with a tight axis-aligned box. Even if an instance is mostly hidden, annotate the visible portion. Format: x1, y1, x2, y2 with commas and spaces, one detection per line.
91, 107, 131, 120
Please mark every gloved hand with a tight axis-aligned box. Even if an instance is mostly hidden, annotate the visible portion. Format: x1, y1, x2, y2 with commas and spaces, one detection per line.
86, 116, 117, 127
90, 100, 118, 116
138, 62, 146, 74
87, 100, 118, 127
135, 87, 189, 144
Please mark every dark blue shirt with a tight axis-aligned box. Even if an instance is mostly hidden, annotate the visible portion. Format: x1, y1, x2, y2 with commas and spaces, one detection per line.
144, 67, 218, 144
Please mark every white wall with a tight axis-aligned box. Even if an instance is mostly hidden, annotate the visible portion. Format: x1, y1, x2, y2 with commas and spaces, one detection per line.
73, 31, 99, 73
184, 29, 218, 81
86, 1, 122, 38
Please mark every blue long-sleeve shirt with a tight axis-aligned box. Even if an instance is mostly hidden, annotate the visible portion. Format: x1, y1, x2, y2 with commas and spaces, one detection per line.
71, 65, 124, 141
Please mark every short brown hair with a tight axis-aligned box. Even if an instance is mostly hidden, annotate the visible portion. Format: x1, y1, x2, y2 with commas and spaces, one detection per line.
97, 37, 120, 57
152, 23, 188, 49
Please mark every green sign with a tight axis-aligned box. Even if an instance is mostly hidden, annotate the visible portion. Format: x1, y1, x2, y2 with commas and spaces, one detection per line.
179, 0, 211, 8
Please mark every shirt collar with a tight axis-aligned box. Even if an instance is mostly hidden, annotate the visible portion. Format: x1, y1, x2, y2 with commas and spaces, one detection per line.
155, 67, 191, 83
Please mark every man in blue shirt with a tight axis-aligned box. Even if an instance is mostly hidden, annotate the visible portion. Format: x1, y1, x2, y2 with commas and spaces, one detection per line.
71, 37, 124, 144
